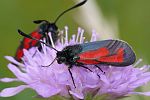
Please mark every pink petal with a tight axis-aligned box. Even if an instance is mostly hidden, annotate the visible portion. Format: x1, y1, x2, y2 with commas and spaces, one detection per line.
130, 76, 150, 88
85, 84, 98, 88
0, 78, 20, 82
8, 64, 32, 83
23, 49, 37, 66
100, 75, 110, 85
129, 92, 150, 96
69, 90, 84, 99
5, 56, 25, 67
30, 82, 61, 98
0, 85, 28, 97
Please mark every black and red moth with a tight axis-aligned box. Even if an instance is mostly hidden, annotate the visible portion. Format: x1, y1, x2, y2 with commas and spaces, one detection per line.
15, 21, 58, 62
56, 40, 136, 87
56, 40, 136, 66
15, 0, 88, 61
18, 30, 136, 87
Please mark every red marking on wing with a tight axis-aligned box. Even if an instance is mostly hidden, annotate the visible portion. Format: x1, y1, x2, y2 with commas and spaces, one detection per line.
15, 48, 24, 61
77, 48, 109, 64
23, 32, 42, 49
77, 48, 124, 64
15, 31, 43, 61
99, 48, 124, 63
30, 32, 42, 46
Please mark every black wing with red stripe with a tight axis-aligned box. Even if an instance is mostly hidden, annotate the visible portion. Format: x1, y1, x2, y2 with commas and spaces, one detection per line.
77, 40, 136, 66
15, 30, 44, 61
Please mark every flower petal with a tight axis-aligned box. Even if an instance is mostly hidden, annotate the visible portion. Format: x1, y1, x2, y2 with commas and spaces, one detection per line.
30, 82, 61, 98
100, 75, 110, 85
5, 56, 25, 67
129, 92, 150, 96
0, 85, 28, 97
8, 63, 32, 83
69, 90, 84, 99
0, 78, 20, 82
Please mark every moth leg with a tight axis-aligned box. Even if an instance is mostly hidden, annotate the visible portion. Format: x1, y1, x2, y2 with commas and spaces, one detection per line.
68, 67, 76, 88
80, 65, 93, 72
81, 65, 100, 78
95, 65, 105, 74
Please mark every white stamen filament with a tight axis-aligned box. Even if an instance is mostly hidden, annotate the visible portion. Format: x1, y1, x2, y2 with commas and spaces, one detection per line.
90, 30, 97, 42
41, 38, 47, 55
76, 27, 81, 43
48, 32, 55, 48
133, 59, 143, 67
81, 37, 85, 43
80, 29, 84, 43
60, 31, 64, 45
65, 26, 69, 45
71, 34, 76, 43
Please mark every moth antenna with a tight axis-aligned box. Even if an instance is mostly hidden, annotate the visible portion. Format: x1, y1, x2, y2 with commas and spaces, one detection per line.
54, 0, 87, 24
17, 29, 58, 52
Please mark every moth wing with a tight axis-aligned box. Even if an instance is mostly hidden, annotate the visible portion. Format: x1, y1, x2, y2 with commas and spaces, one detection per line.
77, 40, 136, 66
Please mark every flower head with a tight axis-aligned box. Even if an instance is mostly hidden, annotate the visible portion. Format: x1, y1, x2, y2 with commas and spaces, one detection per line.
1, 26, 150, 100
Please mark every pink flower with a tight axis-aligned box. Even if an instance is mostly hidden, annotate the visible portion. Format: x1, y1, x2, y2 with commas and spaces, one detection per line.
1, 26, 150, 100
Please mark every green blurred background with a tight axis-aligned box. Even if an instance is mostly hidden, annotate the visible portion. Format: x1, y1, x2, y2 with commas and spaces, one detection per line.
0, 0, 150, 100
